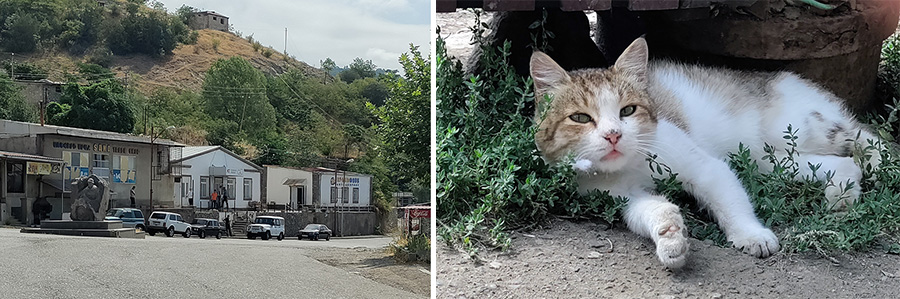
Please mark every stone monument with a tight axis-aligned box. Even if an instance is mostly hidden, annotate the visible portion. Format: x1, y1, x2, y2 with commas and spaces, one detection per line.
69, 174, 110, 221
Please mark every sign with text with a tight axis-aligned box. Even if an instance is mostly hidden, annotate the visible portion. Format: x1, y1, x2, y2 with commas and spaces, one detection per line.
26, 162, 53, 175
52, 141, 140, 155
408, 209, 431, 218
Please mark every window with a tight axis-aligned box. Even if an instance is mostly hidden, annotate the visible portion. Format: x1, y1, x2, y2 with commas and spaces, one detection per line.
342, 187, 349, 203
134, 210, 143, 219
226, 178, 236, 198
63, 151, 88, 181
112, 155, 136, 183
122, 211, 134, 218
352, 188, 359, 203
243, 178, 252, 200
330, 186, 338, 203
220, 19, 224, 25
169, 215, 176, 221
213, 16, 217, 20
92, 153, 110, 178
200, 176, 210, 198
6, 161, 24, 193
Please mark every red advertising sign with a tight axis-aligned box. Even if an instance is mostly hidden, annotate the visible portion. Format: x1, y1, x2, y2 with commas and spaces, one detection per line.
408, 209, 431, 218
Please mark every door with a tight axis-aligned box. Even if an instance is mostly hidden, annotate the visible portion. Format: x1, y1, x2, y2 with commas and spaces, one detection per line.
296, 187, 306, 208
213, 177, 224, 193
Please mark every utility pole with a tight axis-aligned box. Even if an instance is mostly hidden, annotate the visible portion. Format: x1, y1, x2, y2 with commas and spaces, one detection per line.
284, 28, 288, 55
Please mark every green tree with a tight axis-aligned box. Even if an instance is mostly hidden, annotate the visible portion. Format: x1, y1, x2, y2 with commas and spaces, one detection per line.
106, 8, 189, 56
202, 57, 276, 144
339, 68, 361, 83
372, 44, 430, 189
320, 58, 336, 84
350, 77, 390, 106
1, 13, 44, 53
51, 79, 135, 133
342, 123, 368, 158
349, 57, 377, 78
0, 74, 36, 121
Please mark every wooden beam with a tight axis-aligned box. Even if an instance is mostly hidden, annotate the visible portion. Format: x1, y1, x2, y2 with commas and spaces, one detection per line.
436, 0, 457, 12
628, 0, 679, 10
560, 0, 612, 11
484, 0, 535, 11
679, 0, 710, 9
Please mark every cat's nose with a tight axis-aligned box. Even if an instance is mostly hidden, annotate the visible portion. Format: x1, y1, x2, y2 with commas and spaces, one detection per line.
604, 132, 621, 145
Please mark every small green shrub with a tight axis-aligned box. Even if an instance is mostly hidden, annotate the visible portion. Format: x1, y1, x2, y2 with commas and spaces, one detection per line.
252, 41, 262, 52
262, 48, 273, 58
390, 233, 431, 263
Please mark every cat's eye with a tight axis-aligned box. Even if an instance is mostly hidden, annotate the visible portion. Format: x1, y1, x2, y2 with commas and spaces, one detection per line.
569, 113, 592, 123
620, 105, 637, 118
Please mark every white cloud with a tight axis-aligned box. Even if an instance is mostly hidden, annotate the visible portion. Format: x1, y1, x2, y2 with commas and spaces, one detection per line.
156, 0, 429, 71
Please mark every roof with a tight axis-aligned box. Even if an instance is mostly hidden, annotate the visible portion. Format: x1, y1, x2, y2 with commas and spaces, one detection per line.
0, 120, 183, 147
301, 166, 372, 177
173, 145, 263, 171
197, 11, 228, 18
0, 150, 64, 164
398, 204, 431, 210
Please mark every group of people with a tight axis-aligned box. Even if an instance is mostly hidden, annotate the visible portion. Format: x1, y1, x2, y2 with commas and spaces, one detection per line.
210, 186, 230, 210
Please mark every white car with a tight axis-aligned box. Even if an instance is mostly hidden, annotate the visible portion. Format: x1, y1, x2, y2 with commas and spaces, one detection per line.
146, 211, 192, 238
246, 216, 285, 241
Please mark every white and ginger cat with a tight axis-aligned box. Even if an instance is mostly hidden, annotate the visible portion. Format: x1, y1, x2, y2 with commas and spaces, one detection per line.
530, 37, 882, 268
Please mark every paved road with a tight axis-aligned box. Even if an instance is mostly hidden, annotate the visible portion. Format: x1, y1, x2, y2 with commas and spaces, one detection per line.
0, 228, 421, 298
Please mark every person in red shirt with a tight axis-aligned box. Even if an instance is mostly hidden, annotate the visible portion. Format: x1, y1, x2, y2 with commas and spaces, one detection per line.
211, 189, 218, 210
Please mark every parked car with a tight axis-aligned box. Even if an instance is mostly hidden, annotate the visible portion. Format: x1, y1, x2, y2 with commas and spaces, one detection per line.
246, 216, 285, 241
146, 211, 192, 238
104, 208, 145, 231
190, 218, 225, 239
298, 224, 331, 241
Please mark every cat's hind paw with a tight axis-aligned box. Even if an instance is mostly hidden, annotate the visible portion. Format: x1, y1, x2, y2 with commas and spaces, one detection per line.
729, 227, 779, 258
656, 224, 689, 269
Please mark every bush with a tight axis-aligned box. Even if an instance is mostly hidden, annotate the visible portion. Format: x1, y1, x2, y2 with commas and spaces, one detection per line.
1, 13, 44, 53
2, 61, 48, 81
262, 48, 273, 58
390, 233, 431, 263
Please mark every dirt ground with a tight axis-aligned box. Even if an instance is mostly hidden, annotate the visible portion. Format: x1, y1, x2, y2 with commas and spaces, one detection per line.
305, 246, 431, 297
436, 219, 900, 298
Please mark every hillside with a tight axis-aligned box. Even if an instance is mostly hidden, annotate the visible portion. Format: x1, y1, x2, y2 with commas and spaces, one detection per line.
25, 29, 329, 92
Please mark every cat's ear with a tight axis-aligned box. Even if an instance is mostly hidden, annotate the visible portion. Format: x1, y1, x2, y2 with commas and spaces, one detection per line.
530, 51, 570, 97
614, 37, 649, 84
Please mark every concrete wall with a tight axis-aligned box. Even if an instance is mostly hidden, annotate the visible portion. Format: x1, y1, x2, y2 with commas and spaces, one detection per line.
179, 149, 261, 209
190, 13, 229, 32
263, 166, 313, 210
256, 211, 376, 237
19, 82, 62, 106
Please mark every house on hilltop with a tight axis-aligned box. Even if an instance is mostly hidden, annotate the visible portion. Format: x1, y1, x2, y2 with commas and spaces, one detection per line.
190, 11, 230, 32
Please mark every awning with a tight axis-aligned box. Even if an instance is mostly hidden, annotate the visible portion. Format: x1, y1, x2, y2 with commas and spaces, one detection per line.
0, 151, 64, 164
282, 178, 306, 186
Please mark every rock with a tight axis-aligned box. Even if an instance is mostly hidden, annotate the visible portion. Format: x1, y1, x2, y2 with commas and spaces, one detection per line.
70, 199, 96, 221
783, 7, 801, 20
711, 292, 723, 299
489, 261, 502, 269
487, 283, 497, 289
588, 251, 602, 259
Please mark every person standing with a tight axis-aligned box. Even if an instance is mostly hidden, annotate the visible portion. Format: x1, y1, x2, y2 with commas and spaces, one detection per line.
221, 186, 229, 210
224, 215, 232, 237
130, 186, 136, 208
211, 188, 218, 210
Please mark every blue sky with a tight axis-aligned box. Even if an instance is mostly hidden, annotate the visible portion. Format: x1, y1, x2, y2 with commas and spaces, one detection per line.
154, 0, 431, 71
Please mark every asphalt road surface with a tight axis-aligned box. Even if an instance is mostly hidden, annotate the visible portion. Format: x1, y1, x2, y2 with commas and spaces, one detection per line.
0, 228, 422, 298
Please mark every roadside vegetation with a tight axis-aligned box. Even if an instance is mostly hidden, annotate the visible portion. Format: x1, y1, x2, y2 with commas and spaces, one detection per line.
437, 16, 900, 258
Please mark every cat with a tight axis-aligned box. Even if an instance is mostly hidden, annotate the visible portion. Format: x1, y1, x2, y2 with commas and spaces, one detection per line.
529, 37, 882, 268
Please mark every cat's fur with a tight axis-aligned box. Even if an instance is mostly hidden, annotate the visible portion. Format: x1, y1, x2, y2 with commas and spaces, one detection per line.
530, 38, 882, 268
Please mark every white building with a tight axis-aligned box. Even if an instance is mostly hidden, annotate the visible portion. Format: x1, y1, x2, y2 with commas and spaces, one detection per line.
172, 146, 261, 209
262, 166, 372, 211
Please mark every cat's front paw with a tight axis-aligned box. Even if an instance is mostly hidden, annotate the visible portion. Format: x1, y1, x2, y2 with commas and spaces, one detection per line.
656, 224, 689, 268
729, 226, 779, 258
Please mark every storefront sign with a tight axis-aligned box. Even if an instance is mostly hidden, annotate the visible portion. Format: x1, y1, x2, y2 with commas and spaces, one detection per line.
330, 177, 360, 187
408, 209, 430, 218
226, 168, 244, 176
26, 162, 53, 175
52, 141, 139, 155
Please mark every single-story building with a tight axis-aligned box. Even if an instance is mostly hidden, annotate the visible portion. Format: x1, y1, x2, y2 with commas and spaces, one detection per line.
0, 120, 182, 224
190, 11, 229, 32
172, 146, 262, 209
261, 165, 373, 211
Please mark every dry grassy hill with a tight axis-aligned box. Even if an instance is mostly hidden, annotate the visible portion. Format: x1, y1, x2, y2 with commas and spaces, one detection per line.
26, 29, 328, 92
